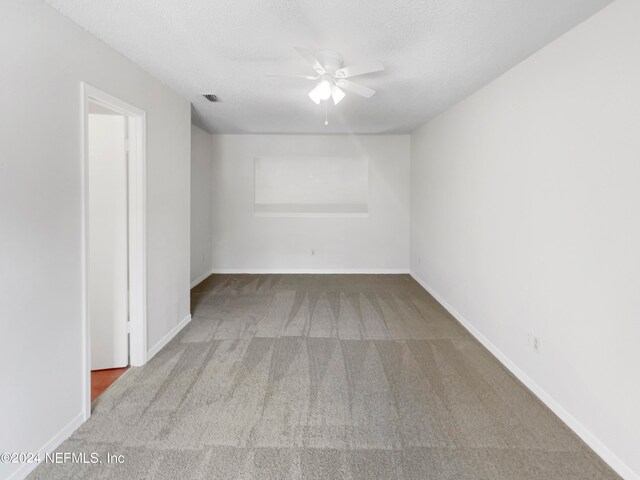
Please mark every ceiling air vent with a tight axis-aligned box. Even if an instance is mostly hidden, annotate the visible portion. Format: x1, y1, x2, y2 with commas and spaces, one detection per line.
202, 94, 220, 103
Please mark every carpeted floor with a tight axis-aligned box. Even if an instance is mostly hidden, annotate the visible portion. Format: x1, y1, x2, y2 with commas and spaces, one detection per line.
30, 274, 619, 479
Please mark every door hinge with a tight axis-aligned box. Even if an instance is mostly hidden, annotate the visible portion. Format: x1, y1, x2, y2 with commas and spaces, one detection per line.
126, 321, 131, 333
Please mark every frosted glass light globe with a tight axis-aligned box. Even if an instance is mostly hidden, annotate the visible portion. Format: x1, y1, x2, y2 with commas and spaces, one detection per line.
316, 80, 332, 100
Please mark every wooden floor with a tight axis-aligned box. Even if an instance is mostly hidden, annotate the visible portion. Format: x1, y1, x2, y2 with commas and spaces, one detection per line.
91, 367, 128, 402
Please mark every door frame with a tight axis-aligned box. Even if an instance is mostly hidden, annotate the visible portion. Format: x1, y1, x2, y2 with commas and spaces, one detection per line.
81, 83, 147, 419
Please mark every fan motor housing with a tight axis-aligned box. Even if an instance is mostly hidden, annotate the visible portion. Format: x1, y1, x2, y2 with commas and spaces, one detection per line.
315, 50, 343, 73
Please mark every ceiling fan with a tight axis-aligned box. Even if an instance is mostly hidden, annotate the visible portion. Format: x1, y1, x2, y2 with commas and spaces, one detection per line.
266, 47, 384, 105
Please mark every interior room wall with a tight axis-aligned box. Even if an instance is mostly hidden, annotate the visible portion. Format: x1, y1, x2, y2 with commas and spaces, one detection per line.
190, 125, 213, 286
210, 134, 410, 273
409, 0, 640, 478
0, 1, 191, 479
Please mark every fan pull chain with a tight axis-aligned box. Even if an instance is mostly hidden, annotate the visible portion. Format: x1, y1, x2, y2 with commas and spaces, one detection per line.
324, 101, 328, 126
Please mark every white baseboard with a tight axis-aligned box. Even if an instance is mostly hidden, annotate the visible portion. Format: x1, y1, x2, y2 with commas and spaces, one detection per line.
190, 270, 213, 289
147, 313, 191, 360
210, 269, 410, 274
6, 412, 85, 480
410, 271, 638, 480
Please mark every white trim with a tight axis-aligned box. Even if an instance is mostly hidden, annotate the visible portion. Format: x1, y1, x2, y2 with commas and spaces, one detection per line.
6, 413, 85, 480
126, 104, 148, 368
210, 269, 410, 274
147, 314, 192, 360
253, 212, 370, 218
410, 271, 639, 480
191, 270, 213, 289
81, 83, 148, 423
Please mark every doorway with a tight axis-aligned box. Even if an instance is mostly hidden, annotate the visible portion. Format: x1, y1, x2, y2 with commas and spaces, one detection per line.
88, 101, 129, 401
81, 84, 147, 418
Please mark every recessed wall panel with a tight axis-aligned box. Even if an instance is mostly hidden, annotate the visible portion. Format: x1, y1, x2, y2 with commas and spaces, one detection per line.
254, 155, 368, 216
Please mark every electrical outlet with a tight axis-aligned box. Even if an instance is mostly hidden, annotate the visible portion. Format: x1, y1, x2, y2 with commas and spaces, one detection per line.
533, 336, 540, 353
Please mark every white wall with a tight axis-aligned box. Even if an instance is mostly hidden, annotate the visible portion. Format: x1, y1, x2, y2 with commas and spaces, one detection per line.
211, 135, 410, 273
190, 125, 213, 286
0, 1, 191, 479
410, 0, 640, 478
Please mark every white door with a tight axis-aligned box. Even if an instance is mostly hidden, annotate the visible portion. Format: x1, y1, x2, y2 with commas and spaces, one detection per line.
88, 112, 129, 370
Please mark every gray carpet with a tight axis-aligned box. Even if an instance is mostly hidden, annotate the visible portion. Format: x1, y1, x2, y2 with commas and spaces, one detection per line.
30, 274, 619, 479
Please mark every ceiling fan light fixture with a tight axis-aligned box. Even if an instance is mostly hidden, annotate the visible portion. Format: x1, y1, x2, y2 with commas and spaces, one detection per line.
331, 85, 346, 105
309, 79, 333, 104
316, 80, 332, 100
308, 86, 322, 104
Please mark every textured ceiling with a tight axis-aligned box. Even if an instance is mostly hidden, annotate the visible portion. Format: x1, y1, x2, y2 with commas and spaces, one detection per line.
44, 0, 611, 134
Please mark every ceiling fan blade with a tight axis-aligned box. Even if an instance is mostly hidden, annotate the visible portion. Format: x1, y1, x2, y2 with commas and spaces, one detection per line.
336, 79, 376, 98
293, 47, 326, 75
331, 85, 346, 105
334, 61, 384, 79
264, 74, 318, 80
